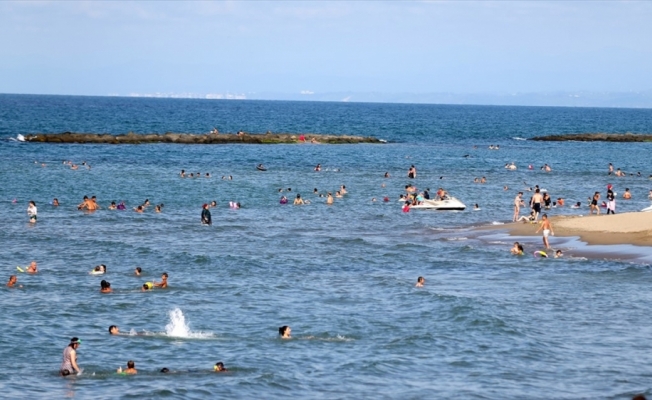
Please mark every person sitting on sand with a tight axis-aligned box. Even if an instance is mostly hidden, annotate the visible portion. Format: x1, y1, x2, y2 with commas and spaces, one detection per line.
26, 261, 38, 274
279, 325, 291, 339
294, 194, 304, 205
117, 360, 137, 374
7, 275, 22, 288
100, 280, 112, 293
154, 273, 168, 288
511, 242, 524, 255
415, 276, 425, 287
214, 362, 228, 372
516, 210, 536, 223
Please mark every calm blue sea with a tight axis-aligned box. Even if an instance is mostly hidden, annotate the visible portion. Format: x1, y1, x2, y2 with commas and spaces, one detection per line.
1, 94, 652, 399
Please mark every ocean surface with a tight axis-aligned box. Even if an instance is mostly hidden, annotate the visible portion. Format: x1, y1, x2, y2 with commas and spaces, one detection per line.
1, 94, 652, 399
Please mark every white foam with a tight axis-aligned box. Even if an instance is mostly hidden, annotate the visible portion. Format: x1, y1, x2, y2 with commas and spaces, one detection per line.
512, 137, 527, 141
492, 221, 505, 225
164, 308, 214, 339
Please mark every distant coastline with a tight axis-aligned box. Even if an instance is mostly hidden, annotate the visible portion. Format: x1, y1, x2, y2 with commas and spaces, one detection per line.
24, 131, 383, 145
531, 133, 652, 142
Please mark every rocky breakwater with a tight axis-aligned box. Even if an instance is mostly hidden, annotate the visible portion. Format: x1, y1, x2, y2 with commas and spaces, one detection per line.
531, 133, 652, 142
25, 131, 383, 145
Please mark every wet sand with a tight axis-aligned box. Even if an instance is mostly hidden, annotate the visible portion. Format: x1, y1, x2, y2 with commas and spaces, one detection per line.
495, 211, 652, 246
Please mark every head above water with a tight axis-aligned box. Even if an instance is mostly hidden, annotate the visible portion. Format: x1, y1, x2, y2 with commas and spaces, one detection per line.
109, 325, 119, 335
279, 325, 291, 337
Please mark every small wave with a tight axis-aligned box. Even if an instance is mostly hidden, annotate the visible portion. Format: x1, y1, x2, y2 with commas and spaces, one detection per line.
445, 237, 468, 241
512, 137, 527, 141
491, 221, 505, 225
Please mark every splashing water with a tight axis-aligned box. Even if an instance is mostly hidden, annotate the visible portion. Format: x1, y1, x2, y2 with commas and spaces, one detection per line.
164, 308, 214, 339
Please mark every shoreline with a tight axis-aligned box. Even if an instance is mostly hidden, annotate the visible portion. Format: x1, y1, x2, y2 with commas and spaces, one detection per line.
478, 212, 652, 247
24, 131, 383, 145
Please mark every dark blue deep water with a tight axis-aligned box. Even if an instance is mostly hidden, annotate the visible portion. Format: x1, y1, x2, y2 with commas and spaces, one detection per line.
1, 94, 652, 399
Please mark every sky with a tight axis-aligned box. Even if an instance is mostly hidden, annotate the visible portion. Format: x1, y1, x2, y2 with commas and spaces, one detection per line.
1, 1, 651, 99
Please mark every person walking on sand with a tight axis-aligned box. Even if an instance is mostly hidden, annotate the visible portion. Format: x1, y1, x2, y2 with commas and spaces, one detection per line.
535, 214, 554, 249
513, 192, 524, 222
606, 184, 616, 214
590, 192, 600, 215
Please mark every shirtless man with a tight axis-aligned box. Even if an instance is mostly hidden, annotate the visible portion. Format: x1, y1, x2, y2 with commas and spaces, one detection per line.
326, 192, 334, 205
26, 261, 38, 274
535, 214, 554, 249
154, 273, 168, 288
513, 192, 524, 222
117, 360, 137, 374
530, 189, 543, 221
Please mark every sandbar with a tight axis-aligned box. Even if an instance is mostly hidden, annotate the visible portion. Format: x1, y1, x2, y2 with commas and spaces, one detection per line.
492, 212, 652, 247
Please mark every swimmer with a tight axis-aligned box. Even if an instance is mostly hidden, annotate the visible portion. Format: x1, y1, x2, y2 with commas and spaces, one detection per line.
313, 188, 319, 194
117, 201, 126, 210
205, 172, 211, 178
384, 172, 390, 178
340, 185, 347, 195
27, 200, 37, 223
109, 325, 120, 335
142, 282, 154, 291
314, 164, 321, 172
535, 214, 554, 249
214, 362, 228, 372
279, 196, 288, 204
326, 192, 334, 205
210, 201, 217, 208
52, 198, 59, 206
154, 272, 168, 288
117, 360, 137, 374
480, 177, 486, 184
335, 191, 343, 198
415, 276, 425, 287
279, 325, 291, 339
623, 188, 632, 199
407, 165, 416, 179
133, 205, 144, 213
511, 242, 524, 255
554, 250, 563, 258
135, 267, 142, 276
100, 280, 112, 293
60, 337, 82, 376
7, 275, 22, 288
473, 204, 480, 210
383, 196, 390, 202
571, 202, 581, 209
26, 261, 38, 274
91, 264, 106, 274
108, 201, 117, 210
155, 205, 161, 213
402, 201, 410, 213
293, 194, 304, 205
142, 199, 150, 208
180, 169, 185, 177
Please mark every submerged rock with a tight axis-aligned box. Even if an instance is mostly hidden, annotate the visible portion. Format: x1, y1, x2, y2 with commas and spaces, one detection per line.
25, 132, 383, 145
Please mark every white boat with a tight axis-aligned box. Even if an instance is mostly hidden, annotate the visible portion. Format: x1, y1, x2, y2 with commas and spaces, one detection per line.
16, 134, 25, 142
408, 196, 466, 211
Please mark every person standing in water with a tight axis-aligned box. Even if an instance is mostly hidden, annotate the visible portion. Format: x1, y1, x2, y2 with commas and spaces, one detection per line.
415, 277, 425, 287
201, 204, 212, 225
60, 338, 82, 376
154, 273, 168, 288
530, 189, 543, 221
407, 165, 416, 179
535, 214, 555, 249
117, 360, 137, 374
27, 201, 37, 223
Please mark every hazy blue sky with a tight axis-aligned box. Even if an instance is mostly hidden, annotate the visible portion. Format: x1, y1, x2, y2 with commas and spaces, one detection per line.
1, 1, 651, 96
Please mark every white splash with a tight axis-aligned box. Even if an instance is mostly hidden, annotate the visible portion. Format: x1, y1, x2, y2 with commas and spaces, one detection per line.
165, 308, 214, 338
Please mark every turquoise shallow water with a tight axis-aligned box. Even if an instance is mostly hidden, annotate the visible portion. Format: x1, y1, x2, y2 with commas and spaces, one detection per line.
1, 95, 652, 399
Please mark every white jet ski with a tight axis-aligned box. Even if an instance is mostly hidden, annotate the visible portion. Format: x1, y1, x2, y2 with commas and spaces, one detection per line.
408, 196, 466, 211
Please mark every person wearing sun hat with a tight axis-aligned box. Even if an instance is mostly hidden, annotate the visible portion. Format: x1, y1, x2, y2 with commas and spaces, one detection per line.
606, 184, 616, 214
60, 337, 82, 376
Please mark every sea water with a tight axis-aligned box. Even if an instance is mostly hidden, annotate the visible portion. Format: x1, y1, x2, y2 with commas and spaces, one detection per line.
1, 94, 652, 399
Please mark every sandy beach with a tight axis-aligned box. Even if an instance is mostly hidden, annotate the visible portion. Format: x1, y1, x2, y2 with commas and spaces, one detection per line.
497, 211, 652, 246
